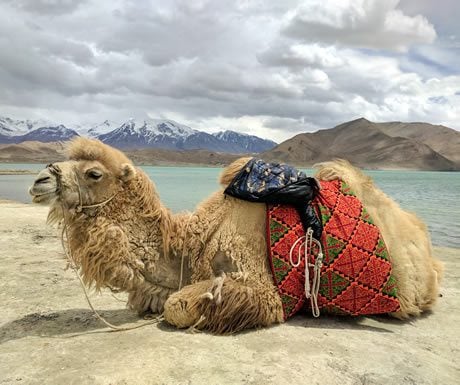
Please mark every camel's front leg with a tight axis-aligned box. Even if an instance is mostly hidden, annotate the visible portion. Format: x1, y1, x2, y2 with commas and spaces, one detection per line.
163, 276, 284, 334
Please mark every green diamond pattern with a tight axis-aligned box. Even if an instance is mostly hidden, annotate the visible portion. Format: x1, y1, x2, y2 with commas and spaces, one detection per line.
321, 305, 348, 315
281, 294, 298, 316
272, 256, 291, 283
318, 204, 332, 224
324, 235, 346, 265
361, 207, 374, 224
375, 237, 389, 260
319, 271, 350, 299
270, 220, 288, 245
341, 181, 356, 196
382, 275, 398, 298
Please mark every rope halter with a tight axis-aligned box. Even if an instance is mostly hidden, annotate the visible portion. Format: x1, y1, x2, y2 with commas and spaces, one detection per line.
47, 163, 118, 213
47, 162, 163, 332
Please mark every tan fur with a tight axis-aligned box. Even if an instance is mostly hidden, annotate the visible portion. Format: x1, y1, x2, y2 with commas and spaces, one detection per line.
219, 157, 253, 186
67, 137, 133, 171
30, 142, 442, 334
164, 278, 283, 334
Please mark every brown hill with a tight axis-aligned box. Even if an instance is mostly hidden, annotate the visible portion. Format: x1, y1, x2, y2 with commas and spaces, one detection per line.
377, 122, 460, 164
125, 148, 240, 166
0, 141, 240, 166
1, 120, 459, 170
262, 118, 459, 170
0, 141, 67, 163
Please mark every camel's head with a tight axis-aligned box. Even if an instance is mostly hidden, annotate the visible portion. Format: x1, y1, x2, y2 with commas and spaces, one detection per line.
29, 138, 137, 212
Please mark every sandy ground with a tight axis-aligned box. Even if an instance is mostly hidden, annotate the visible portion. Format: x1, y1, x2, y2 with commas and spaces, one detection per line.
0, 201, 459, 385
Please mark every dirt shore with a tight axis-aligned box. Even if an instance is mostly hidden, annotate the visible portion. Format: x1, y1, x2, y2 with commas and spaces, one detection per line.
0, 170, 37, 175
0, 201, 458, 385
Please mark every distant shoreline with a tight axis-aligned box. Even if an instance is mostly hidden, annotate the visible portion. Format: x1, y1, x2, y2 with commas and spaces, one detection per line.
0, 169, 38, 175
1, 163, 459, 173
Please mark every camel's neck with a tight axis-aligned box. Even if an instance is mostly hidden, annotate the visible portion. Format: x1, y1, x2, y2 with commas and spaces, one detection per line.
65, 169, 191, 293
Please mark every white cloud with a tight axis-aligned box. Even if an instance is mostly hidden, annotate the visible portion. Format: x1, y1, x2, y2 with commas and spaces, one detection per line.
258, 43, 344, 69
0, 0, 458, 142
283, 0, 436, 51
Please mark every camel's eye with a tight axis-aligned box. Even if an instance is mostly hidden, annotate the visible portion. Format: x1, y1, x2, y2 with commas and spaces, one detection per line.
86, 169, 103, 180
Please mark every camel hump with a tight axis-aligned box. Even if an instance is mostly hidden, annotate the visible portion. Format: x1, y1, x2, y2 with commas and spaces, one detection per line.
314, 159, 373, 187
219, 157, 253, 186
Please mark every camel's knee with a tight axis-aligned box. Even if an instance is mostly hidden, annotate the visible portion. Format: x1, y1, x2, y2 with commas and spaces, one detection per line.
164, 277, 284, 334
163, 294, 200, 328
198, 278, 284, 334
163, 280, 212, 329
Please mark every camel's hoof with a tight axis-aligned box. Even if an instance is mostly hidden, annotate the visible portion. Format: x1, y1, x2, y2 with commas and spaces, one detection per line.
143, 312, 160, 320
186, 315, 206, 334
186, 326, 202, 334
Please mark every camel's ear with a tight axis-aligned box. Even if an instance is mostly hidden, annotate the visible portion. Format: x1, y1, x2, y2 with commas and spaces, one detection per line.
120, 163, 136, 182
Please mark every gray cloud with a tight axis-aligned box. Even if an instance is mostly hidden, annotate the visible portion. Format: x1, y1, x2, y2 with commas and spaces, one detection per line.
399, 0, 460, 37
8, 0, 87, 15
0, 0, 458, 142
282, 0, 436, 52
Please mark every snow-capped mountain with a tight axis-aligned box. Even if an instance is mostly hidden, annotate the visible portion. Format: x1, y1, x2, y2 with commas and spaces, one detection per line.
15, 125, 79, 143
0, 116, 277, 154
99, 119, 218, 150
97, 119, 276, 153
0, 117, 58, 137
75, 120, 120, 138
0, 116, 78, 144
212, 130, 277, 153
98, 119, 198, 149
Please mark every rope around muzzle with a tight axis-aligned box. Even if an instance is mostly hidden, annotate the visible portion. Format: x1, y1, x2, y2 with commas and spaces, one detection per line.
56, 172, 164, 332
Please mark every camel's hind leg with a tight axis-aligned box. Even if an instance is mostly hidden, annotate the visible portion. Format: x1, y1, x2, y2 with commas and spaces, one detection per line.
163, 276, 284, 334
315, 160, 443, 317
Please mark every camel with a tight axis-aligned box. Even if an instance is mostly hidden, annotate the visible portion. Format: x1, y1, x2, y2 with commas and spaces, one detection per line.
29, 138, 443, 333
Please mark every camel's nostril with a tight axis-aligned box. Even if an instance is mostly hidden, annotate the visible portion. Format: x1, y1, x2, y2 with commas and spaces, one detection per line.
35, 176, 51, 184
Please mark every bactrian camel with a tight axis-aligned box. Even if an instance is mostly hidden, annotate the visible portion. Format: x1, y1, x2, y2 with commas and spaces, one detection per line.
29, 138, 443, 333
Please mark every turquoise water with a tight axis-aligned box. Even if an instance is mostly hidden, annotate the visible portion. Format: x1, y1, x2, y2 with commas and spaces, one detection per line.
0, 163, 459, 248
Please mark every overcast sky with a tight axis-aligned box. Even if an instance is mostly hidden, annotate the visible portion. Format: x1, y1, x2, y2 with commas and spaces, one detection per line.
0, 0, 459, 141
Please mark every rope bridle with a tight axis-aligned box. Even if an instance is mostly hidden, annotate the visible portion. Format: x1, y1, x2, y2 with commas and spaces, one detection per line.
47, 163, 118, 213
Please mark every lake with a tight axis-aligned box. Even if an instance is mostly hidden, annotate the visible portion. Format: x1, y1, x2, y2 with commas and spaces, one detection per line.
0, 163, 459, 248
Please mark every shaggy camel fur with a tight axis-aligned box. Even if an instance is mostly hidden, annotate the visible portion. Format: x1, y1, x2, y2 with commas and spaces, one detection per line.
29, 138, 443, 333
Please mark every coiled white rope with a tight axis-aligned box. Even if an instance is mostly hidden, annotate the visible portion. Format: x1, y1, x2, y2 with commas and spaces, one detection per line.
289, 227, 324, 317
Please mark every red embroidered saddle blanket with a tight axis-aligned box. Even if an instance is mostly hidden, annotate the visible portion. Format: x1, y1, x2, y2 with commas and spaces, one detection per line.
266, 179, 400, 319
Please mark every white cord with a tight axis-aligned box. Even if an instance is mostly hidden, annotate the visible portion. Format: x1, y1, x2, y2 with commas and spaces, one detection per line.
288, 227, 324, 317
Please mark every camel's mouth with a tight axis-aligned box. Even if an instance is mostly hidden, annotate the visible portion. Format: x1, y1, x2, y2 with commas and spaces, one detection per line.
30, 189, 58, 204
29, 167, 59, 204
